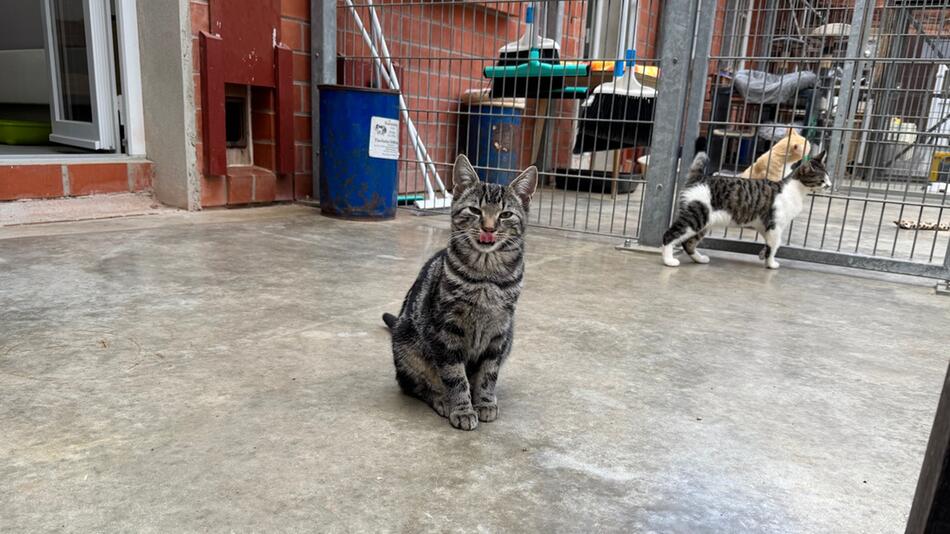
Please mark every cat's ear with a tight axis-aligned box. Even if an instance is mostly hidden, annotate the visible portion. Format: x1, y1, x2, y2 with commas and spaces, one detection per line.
452, 154, 479, 197
509, 166, 538, 209
815, 150, 827, 162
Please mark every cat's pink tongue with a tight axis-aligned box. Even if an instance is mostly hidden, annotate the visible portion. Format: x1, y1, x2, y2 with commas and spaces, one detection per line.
478, 231, 496, 244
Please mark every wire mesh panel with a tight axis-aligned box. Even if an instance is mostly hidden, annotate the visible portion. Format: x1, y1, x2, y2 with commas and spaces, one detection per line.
336, 1, 662, 239
698, 0, 950, 276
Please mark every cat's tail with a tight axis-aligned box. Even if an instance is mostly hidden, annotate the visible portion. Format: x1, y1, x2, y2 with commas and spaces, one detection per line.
382, 313, 398, 331
685, 142, 709, 186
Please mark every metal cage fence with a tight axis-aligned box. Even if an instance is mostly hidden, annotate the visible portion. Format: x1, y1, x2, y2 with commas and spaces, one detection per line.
334, 0, 664, 239
697, 0, 950, 276
319, 0, 950, 281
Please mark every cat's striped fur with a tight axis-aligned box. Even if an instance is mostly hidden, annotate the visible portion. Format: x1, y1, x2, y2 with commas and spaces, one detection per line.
383, 155, 537, 430
662, 148, 830, 269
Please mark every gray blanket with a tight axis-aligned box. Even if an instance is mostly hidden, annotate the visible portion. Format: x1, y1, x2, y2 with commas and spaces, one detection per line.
733, 70, 817, 104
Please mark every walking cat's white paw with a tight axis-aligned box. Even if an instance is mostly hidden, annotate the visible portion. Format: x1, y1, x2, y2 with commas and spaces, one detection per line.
661, 245, 680, 267
767, 259, 781, 269
690, 253, 710, 264
450, 409, 478, 430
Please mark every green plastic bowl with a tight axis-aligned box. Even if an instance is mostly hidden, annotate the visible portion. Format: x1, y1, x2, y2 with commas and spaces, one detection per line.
0, 119, 52, 145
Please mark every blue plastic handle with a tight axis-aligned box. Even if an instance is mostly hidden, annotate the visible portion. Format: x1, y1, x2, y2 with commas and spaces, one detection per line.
525, 6, 534, 24
614, 59, 625, 77
626, 49, 637, 67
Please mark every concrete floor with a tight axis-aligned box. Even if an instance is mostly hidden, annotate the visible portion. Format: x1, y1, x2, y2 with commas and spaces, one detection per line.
1, 205, 947, 532
0, 193, 169, 227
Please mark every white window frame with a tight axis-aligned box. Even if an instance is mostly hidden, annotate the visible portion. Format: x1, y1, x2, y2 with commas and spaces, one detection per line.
41, 0, 118, 150
115, 0, 145, 156
4, 0, 145, 161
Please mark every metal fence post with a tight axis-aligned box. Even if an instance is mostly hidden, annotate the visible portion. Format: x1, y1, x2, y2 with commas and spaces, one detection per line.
757, 0, 778, 71
680, 0, 718, 184
638, 0, 701, 247
538, 1, 564, 173
312, 0, 337, 201
825, 0, 871, 189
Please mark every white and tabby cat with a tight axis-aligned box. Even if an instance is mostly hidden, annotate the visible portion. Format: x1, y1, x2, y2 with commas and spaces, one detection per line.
662, 148, 830, 269
383, 155, 537, 430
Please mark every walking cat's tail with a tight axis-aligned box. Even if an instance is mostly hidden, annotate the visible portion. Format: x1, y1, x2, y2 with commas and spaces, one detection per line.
686, 138, 709, 186
382, 313, 398, 331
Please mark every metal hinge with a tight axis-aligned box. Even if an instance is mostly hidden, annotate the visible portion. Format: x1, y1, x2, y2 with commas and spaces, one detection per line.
116, 94, 125, 126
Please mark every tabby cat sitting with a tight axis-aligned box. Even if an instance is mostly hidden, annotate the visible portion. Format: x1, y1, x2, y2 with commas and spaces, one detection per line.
662, 148, 830, 269
383, 154, 538, 430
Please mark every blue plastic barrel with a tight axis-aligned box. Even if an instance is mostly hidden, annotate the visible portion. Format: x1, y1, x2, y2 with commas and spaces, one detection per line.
318, 85, 399, 219
458, 91, 525, 185
738, 138, 755, 166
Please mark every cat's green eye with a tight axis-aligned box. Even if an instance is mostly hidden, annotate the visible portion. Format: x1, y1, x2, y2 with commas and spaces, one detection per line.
500, 211, 514, 219
469, 207, 482, 216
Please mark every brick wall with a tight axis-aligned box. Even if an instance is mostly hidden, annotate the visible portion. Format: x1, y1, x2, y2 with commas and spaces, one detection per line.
0, 162, 152, 201
190, 0, 313, 207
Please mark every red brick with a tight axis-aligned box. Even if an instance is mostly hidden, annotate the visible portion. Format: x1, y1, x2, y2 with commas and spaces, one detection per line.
195, 142, 206, 176
201, 175, 227, 207
0, 165, 63, 200
195, 109, 203, 140
295, 144, 311, 173
276, 175, 294, 201
69, 163, 128, 196
294, 115, 311, 141
252, 88, 274, 112
281, 0, 308, 19
294, 173, 312, 199
192, 38, 201, 74
193, 73, 202, 107
227, 173, 253, 205
190, 2, 209, 33
254, 143, 275, 169
228, 165, 255, 177
253, 170, 276, 202
301, 25, 310, 53
128, 162, 153, 191
293, 53, 310, 82
280, 19, 302, 51
296, 85, 311, 113
252, 111, 275, 141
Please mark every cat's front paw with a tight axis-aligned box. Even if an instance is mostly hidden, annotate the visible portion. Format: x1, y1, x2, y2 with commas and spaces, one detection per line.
475, 404, 498, 422
449, 408, 478, 431
432, 398, 448, 418
767, 259, 781, 269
